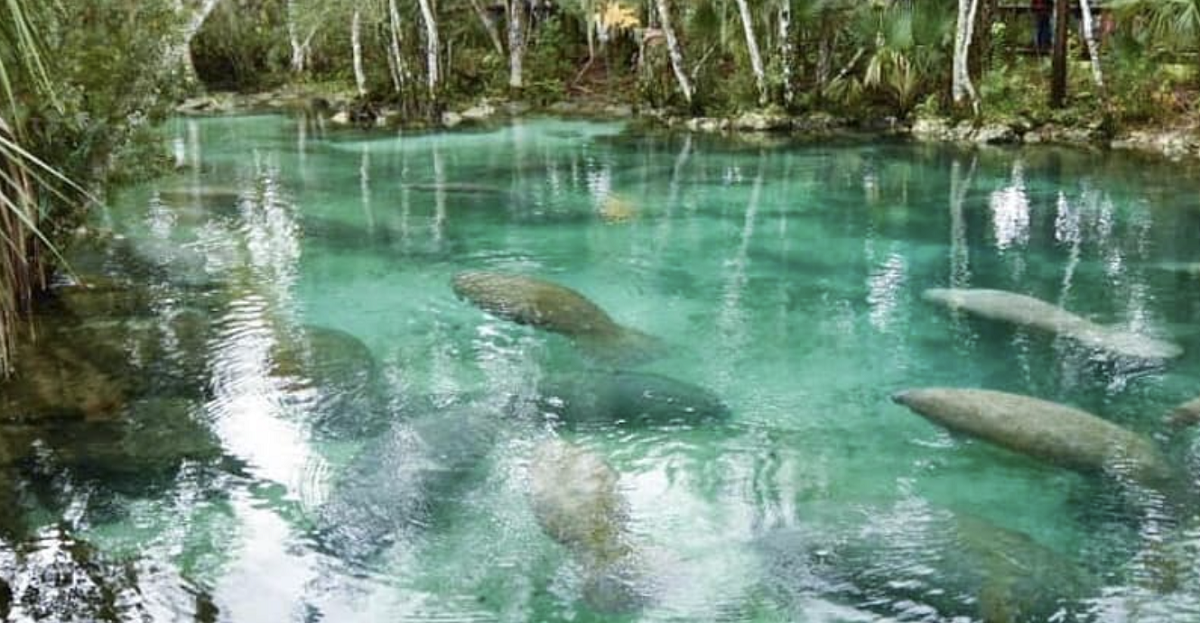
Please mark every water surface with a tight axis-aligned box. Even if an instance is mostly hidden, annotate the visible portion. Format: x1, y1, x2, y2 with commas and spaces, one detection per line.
5, 115, 1200, 621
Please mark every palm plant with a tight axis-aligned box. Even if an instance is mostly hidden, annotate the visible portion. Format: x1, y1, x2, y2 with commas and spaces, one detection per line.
1112, 0, 1200, 74
0, 0, 83, 377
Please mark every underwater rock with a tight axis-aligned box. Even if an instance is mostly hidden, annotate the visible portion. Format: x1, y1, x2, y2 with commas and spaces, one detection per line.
923, 288, 1183, 361
315, 404, 499, 565
529, 437, 644, 614
451, 271, 663, 364
534, 369, 730, 429
1167, 395, 1200, 429
892, 388, 1172, 486
756, 504, 1097, 622
268, 325, 386, 439
598, 194, 636, 223
0, 335, 128, 424
50, 398, 222, 476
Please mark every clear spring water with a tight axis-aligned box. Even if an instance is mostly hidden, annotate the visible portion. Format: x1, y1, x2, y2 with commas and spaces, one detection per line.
6, 114, 1200, 621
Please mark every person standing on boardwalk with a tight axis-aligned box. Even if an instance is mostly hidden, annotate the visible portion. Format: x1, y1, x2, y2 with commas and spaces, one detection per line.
1033, 0, 1053, 52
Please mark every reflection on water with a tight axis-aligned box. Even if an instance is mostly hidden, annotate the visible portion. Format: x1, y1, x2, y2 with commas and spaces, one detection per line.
1, 116, 1200, 620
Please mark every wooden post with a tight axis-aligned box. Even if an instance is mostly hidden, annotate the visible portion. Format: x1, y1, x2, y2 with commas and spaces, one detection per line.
1050, 0, 1069, 108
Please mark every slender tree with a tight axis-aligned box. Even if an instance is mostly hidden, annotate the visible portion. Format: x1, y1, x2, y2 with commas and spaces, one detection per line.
172, 0, 223, 81
351, 6, 367, 97
654, 0, 694, 105
386, 0, 409, 94
778, 0, 795, 106
417, 0, 441, 104
1079, 0, 1106, 91
471, 0, 506, 55
509, 0, 527, 89
735, 0, 768, 105
1050, 0, 1069, 107
952, 0, 981, 111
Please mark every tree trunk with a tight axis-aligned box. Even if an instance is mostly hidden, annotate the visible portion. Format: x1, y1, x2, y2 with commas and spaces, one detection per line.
734, 0, 767, 105
387, 0, 408, 95
1079, 0, 1105, 91
172, 0, 222, 81
1050, 0, 1069, 107
951, 0, 981, 111
470, 0, 506, 55
778, 0, 794, 107
508, 0, 526, 89
287, 0, 305, 73
352, 8, 367, 98
654, 0, 694, 105
416, 0, 441, 102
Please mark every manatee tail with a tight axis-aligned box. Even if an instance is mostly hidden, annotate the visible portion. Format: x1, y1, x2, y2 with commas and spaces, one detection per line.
577, 326, 666, 366
580, 565, 645, 614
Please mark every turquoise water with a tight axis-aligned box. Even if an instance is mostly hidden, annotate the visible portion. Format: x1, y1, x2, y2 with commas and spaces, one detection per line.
4, 114, 1200, 621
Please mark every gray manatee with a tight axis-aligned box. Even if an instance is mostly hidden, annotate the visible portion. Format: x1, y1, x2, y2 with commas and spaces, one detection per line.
923, 288, 1182, 360
268, 325, 386, 439
535, 369, 730, 429
892, 388, 1173, 487
529, 437, 645, 613
316, 404, 499, 565
756, 504, 1098, 622
1166, 395, 1200, 429
452, 271, 663, 364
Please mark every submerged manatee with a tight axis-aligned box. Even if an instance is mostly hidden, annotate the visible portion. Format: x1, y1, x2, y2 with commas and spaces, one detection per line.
756, 504, 1097, 622
315, 405, 499, 565
892, 388, 1172, 486
1167, 395, 1200, 429
529, 437, 644, 613
268, 325, 386, 439
923, 288, 1182, 360
452, 271, 662, 364
401, 182, 511, 195
535, 369, 730, 428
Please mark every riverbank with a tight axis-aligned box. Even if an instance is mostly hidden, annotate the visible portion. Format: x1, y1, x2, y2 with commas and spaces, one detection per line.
175, 87, 1200, 163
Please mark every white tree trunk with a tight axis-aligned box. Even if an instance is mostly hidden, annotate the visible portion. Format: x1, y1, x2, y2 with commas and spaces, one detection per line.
387, 0, 408, 94
508, 0, 526, 89
1079, 0, 1105, 90
778, 0, 794, 106
287, 0, 304, 73
471, 0, 506, 55
654, 0, 693, 104
735, 0, 767, 105
170, 0, 222, 80
951, 0, 981, 110
352, 8, 367, 97
417, 0, 440, 97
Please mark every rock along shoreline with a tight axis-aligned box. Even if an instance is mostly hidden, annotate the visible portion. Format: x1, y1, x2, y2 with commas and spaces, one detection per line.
176, 88, 1200, 163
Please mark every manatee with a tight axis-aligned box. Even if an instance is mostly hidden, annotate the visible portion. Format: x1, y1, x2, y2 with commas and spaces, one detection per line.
1166, 395, 1200, 429
1152, 261, 1200, 276
315, 404, 499, 565
529, 437, 644, 613
401, 182, 511, 195
534, 369, 730, 429
451, 271, 663, 364
155, 186, 244, 209
756, 504, 1097, 622
923, 288, 1183, 360
268, 325, 386, 439
892, 388, 1173, 486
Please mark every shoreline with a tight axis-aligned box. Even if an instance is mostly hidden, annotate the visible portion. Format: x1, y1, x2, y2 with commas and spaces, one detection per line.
175, 88, 1200, 163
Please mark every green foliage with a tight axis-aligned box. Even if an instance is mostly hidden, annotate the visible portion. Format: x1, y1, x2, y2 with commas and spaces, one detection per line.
193, 0, 292, 90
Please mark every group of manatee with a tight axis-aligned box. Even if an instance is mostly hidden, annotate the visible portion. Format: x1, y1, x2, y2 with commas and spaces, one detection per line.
312, 271, 1200, 619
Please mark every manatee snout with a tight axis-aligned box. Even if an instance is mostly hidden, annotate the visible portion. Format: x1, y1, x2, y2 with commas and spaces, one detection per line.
890, 390, 914, 406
